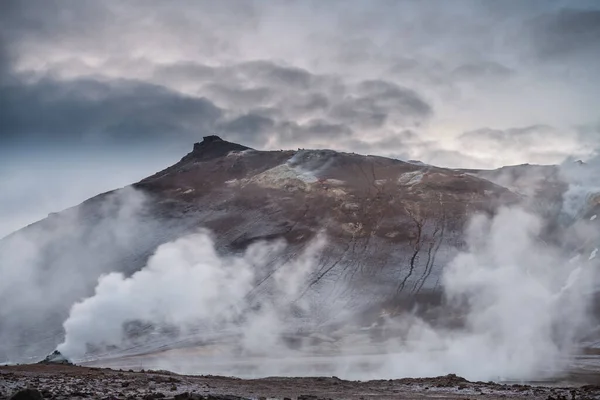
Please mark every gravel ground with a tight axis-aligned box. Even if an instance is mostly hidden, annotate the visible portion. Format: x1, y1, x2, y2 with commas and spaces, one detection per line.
2, 364, 600, 400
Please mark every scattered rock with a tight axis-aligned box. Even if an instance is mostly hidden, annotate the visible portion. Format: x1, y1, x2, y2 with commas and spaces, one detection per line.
143, 394, 166, 400
298, 395, 318, 400
433, 374, 469, 388
9, 390, 42, 400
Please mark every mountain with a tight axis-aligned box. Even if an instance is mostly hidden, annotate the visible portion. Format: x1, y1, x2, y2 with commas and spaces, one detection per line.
0, 136, 596, 365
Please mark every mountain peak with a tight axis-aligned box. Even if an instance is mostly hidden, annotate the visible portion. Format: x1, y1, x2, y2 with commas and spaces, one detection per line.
194, 135, 224, 150
184, 135, 252, 162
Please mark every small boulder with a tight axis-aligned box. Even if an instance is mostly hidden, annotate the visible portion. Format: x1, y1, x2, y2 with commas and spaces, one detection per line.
9, 389, 43, 400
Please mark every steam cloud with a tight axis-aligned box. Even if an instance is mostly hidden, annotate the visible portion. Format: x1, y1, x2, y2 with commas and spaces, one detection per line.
58, 230, 328, 361
0, 187, 155, 362
56, 205, 597, 382
379, 207, 595, 381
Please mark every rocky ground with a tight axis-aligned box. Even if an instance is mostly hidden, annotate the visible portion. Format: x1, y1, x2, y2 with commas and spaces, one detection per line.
2, 364, 600, 400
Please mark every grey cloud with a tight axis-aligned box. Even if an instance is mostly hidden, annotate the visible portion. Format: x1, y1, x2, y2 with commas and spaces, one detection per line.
418, 149, 490, 169
1, 0, 598, 169
217, 113, 353, 148
151, 60, 340, 113
330, 100, 387, 130
156, 61, 319, 93
278, 119, 353, 144
357, 80, 432, 117
284, 93, 330, 115
343, 130, 429, 160
233, 61, 313, 90
452, 61, 514, 80
4, 0, 600, 242
155, 63, 217, 85
459, 125, 556, 148
387, 57, 514, 92
300, 119, 351, 136
330, 80, 432, 129
1, 0, 258, 65
456, 124, 597, 167
356, 132, 490, 169
1, 77, 222, 145
217, 114, 275, 145
204, 83, 274, 110
527, 8, 600, 60
150, 60, 409, 146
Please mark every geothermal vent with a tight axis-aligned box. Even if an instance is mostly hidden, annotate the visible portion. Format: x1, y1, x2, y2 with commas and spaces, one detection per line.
38, 350, 73, 365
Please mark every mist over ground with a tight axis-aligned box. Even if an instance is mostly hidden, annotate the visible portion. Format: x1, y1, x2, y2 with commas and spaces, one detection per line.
57, 203, 599, 381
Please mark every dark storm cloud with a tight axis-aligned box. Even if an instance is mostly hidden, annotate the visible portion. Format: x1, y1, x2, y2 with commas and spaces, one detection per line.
528, 8, 600, 60
0, 0, 598, 165
0, 77, 223, 146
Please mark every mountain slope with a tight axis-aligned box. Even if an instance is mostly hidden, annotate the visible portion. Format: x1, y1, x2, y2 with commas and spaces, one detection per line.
0, 136, 587, 364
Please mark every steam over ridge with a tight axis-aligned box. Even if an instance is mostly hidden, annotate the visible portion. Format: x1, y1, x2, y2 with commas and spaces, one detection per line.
1, 137, 599, 382
54, 205, 596, 381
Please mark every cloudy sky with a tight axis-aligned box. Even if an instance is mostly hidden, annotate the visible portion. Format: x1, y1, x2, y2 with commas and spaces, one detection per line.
1, 0, 599, 236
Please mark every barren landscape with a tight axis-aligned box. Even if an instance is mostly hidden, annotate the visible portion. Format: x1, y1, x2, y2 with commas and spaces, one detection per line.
2, 137, 600, 399
3, 2, 600, 399
5, 363, 600, 400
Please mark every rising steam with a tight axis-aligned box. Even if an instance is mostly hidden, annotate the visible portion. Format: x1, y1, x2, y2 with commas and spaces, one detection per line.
379, 207, 595, 381
56, 204, 597, 381
58, 230, 327, 360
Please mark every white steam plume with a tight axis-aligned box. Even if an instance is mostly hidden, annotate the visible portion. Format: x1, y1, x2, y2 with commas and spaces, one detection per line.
0, 187, 155, 362
378, 207, 595, 381
57, 231, 327, 359
56, 205, 596, 382
560, 156, 600, 218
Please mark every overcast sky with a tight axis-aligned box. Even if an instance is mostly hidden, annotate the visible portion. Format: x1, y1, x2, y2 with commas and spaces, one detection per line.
1, 0, 599, 236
